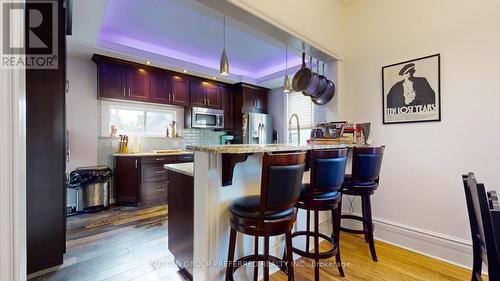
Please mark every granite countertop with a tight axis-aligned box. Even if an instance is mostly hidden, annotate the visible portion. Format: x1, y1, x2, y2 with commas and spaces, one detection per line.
186, 143, 352, 154
113, 151, 193, 157
164, 162, 194, 177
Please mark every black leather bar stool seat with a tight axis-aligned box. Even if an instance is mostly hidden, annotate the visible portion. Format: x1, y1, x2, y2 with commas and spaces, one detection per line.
341, 175, 378, 195
230, 195, 295, 220
226, 152, 306, 281
340, 146, 385, 262
301, 184, 341, 200
289, 149, 348, 281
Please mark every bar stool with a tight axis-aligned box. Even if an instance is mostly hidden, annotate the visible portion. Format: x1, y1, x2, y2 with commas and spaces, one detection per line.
226, 152, 306, 281
289, 148, 348, 280
340, 146, 385, 262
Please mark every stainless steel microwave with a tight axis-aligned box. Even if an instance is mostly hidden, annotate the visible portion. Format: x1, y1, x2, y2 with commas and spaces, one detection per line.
191, 107, 224, 129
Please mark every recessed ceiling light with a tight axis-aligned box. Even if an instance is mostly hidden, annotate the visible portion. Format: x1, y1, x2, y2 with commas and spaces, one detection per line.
212, 76, 217, 80
182, 69, 188, 73
145, 61, 151, 65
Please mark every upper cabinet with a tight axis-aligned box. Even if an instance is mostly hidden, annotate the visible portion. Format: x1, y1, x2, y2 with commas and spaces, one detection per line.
126, 67, 151, 101
150, 72, 189, 107
97, 61, 151, 102
189, 80, 222, 109
170, 76, 190, 106
241, 84, 268, 113
97, 62, 127, 100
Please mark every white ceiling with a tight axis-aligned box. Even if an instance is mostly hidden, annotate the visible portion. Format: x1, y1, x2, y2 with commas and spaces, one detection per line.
68, 0, 330, 88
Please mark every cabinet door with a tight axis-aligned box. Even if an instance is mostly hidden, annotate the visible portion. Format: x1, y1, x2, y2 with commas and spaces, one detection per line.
126, 67, 150, 101
171, 76, 189, 106
190, 81, 206, 107
150, 72, 171, 104
242, 87, 256, 109
206, 84, 222, 109
222, 86, 233, 130
254, 91, 268, 113
115, 157, 141, 205
98, 62, 126, 99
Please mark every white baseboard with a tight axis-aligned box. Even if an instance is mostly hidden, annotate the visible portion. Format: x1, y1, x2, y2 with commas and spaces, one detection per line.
340, 213, 476, 272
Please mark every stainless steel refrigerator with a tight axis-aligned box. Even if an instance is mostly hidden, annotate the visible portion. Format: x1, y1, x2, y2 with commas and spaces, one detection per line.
242, 112, 273, 144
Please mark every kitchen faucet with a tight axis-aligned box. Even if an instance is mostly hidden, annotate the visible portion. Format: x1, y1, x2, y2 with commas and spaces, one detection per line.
288, 113, 300, 145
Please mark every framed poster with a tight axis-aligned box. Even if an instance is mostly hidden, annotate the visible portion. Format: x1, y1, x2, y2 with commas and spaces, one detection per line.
382, 54, 441, 124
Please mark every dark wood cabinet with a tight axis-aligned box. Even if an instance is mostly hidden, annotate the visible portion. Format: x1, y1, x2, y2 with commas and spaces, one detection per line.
97, 62, 151, 102
167, 170, 194, 277
206, 84, 222, 109
150, 71, 171, 104
222, 86, 233, 130
190, 81, 206, 108
171, 76, 190, 106
189, 80, 222, 109
126, 67, 151, 101
232, 83, 270, 143
115, 157, 141, 204
242, 85, 268, 113
114, 154, 193, 206
98, 62, 126, 99
27, 0, 67, 274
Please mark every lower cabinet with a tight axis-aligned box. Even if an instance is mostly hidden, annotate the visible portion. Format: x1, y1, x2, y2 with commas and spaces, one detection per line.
114, 154, 193, 206
167, 170, 194, 277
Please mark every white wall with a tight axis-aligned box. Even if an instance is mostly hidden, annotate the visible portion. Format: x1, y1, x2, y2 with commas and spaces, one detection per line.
342, 0, 500, 267
67, 56, 98, 171
229, 0, 346, 59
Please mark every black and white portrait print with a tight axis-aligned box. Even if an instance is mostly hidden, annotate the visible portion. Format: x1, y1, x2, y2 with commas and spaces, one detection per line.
382, 54, 441, 124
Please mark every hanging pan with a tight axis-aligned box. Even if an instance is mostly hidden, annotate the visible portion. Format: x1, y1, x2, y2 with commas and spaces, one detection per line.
302, 56, 320, 96
291, 52, 310, 92
312, 79, 336, 105
311, 60, 328, 98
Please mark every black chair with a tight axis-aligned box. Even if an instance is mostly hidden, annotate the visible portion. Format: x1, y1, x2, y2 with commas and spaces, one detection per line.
340, 146, 385, 262
462, 173, 500, 281
226, 152, 306, 281
289, 148, 348, 280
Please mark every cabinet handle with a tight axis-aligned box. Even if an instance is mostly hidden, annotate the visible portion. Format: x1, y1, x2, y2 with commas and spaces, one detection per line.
155, 158, 166, 161
135, 159, 138, 168
123, 88, 126, 97
172, 93, 175, 101
128, 88, 131, 97
169, 93, 171, 101
156, 189, 165, 192
156, 170, 166, 174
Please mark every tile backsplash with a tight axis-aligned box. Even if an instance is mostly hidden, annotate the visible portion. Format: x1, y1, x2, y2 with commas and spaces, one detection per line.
97, 129, 226, 167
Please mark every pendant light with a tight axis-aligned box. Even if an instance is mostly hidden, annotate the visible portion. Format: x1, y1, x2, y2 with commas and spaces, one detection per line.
283, 44, 291, 93
220, 14, 229, 76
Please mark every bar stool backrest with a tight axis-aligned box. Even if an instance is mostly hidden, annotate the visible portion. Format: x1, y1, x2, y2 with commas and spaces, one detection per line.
463, 173, 500, 280
260, 152, 306, 215
310, 148, 348, 193
351, 146, 385, 184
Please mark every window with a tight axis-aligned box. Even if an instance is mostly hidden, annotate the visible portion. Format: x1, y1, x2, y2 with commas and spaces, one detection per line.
287, 91, 314, 145
101, 101, 181, 137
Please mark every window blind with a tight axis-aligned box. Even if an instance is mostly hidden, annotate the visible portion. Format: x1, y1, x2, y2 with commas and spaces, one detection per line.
287, 91, 313, 129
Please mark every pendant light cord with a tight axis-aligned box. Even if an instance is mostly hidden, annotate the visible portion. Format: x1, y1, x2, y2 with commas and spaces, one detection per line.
223, 15, 226, 50
285, 44, 288, 75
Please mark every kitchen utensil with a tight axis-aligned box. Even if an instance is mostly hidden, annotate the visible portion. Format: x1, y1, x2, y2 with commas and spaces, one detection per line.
312, 61, 328, 98
312, 79, 336, 105
292, 52, 317, 94
301, 56, 320, 96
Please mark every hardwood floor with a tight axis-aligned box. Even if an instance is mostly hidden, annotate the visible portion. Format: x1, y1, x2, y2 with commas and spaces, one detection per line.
28, 205, 478, 281
271, 232, 479, 281
28, 205, 189, 281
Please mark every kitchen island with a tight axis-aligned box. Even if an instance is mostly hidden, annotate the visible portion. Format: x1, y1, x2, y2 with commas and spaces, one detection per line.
186, 144, 350, 281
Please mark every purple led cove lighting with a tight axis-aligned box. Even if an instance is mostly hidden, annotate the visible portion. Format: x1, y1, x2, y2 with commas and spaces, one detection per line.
98, 0, 303, 79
